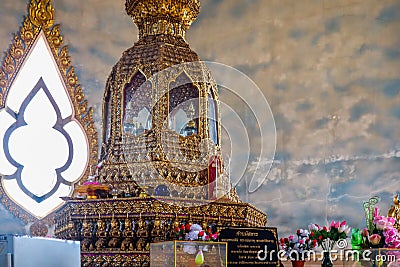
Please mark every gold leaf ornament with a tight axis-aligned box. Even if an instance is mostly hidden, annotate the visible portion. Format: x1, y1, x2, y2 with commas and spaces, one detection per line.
29, 0, 55, 29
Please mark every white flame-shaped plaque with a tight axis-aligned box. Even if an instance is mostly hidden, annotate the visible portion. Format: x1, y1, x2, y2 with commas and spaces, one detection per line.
0, 31, 89, 219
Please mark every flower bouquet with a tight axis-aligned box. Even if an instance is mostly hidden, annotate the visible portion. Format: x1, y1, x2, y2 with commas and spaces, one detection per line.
351, 196, 400, 250
279, 229, 317, 262
350, 197, 400, 267
173, 223, 221, 266
309, 220, 350, 267
174, 223, 219, 242
174, 222, 192, 241
309, 221, 350, 251
351, 206, 400, 249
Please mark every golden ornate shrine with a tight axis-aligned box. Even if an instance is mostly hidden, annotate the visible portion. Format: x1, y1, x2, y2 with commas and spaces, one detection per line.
0, 0, 267, 266
55, 0, 267, 266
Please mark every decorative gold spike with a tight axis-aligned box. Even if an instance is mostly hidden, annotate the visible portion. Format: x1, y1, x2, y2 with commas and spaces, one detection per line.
29, 0, 55, 29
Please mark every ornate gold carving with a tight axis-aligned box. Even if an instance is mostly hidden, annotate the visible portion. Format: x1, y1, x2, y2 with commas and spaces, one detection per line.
29, 0, 55, 29
55, 194, 267, 265
81, 253, 150, 267
30, 221, 49, 236
126, 0, 200, 39
388, 194, 400, 230
0, 0, 98, 226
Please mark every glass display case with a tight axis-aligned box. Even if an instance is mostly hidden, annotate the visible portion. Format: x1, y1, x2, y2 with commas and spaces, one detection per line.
150, 241, 227, 267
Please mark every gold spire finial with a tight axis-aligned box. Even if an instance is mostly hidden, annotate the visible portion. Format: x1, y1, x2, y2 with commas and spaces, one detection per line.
125, 0, 200, 39
29, 0, 55, 29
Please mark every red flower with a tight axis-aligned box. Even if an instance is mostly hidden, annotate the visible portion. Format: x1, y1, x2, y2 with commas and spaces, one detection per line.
284, 238, 289, 243
310, 232, 315, 237
174, 227, 179, 232
318, 235, 323, 240
199, 231, 205, 237
322, 226, 328, 231
185, 224, 191, 231
180, 225, 185, 230
297, 229, 301, 235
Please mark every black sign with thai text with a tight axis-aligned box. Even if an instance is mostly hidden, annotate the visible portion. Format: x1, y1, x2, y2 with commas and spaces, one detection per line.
219, 227, 280, 267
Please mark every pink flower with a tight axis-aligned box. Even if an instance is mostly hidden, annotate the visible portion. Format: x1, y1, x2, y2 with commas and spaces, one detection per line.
373, 207, 379, 217
334, 221, 340, 228
375, 219, 387, 230
340, 221, 347, 227
289, 235, 295, 241
361, 228, 369, 237
339, 224, 350, 234
387, 217, 396, 227
373, 215, 384, 224
392, 239, 400, 248
369, 234, 382, 245
385, 228, 398, 238
330, 221, 336, 228
386, 236, 395, 245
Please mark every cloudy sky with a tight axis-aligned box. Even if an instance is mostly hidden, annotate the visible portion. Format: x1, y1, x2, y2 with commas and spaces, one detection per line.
0, 0, 400, 237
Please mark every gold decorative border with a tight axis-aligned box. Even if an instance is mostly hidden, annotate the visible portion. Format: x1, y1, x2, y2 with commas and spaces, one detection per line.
0, 0, 98, 225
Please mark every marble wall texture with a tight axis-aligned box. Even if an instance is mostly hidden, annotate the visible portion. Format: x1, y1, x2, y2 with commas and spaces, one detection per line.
0, 0, 399, 237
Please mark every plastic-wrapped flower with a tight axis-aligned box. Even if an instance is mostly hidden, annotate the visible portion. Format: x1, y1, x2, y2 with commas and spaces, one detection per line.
280, 229, 317, 260
351, 228, 363, 249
